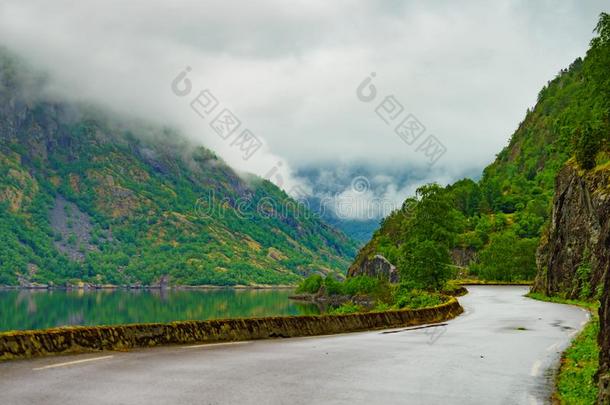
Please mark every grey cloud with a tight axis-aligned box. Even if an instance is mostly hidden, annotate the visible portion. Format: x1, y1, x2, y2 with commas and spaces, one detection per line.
0, 0, 606, 213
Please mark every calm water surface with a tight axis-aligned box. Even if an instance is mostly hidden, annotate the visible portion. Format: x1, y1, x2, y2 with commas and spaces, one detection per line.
0, 289, 319, 332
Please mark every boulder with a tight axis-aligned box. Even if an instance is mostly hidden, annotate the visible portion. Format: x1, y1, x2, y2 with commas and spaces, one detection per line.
347, 254, 399, 283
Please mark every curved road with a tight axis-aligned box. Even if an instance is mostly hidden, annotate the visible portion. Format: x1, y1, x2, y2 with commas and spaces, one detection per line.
0, 286, 589, 405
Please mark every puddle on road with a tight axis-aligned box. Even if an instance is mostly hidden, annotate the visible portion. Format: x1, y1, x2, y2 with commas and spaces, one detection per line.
550, 320, 574, 331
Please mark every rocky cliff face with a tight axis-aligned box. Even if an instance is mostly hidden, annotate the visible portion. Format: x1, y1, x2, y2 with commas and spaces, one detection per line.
533, 163, 610, 299
532, 161, 610, 402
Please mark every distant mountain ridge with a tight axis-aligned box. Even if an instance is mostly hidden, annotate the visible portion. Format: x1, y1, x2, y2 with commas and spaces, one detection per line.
0, 51, 358, 287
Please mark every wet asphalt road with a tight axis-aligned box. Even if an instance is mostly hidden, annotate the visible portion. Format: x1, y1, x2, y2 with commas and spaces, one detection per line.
0, 286, 589, 405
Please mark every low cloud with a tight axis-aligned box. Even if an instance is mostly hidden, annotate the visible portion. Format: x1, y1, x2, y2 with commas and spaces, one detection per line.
0, 0, 605, 212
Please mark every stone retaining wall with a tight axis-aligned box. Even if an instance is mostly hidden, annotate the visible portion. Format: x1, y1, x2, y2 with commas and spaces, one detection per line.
0, 298, 463, 361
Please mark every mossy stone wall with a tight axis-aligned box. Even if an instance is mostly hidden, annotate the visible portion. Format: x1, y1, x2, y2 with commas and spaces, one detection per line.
0, 298, 462, 361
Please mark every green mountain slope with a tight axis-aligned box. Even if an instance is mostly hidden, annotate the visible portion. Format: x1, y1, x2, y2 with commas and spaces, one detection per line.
350, 13, 609, 283
0, 52, 358, 287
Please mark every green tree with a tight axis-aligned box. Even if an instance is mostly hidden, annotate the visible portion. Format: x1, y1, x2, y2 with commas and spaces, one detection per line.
472, 232, 538, 281
574, 125, 600, 170
399, 240, 452, 290
404, 184, 460, 247
397, 184, 459, 290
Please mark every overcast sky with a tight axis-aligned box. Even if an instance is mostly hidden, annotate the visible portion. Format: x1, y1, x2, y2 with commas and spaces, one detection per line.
0, 0, 606, 218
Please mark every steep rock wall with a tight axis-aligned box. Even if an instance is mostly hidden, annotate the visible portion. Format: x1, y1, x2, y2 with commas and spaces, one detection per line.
533, 163, 610, 299
532, 162, 610, 403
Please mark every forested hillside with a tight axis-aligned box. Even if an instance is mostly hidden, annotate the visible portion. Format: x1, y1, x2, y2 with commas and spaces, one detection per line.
0, 51, 358, 287
527, 15, 610, 402
350, 13, 609, 284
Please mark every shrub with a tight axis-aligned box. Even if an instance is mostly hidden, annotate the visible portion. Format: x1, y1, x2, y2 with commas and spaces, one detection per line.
442, 280, 463, 295
372, 302, 392, 312
322, 276, 343, 295
394, 288, 444, 309
341, 276, 379, 296
295, 274, 323, 294
473, 231, 538, 281
328, 302, 362, 315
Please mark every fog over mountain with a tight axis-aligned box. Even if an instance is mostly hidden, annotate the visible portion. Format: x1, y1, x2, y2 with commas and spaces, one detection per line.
0, 0, 604, 229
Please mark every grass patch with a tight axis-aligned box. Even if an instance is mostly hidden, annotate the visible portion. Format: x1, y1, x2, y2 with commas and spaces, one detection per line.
297, 275, 450, 314
327, 302, 362, 315
527, 292, 599, 404
526, 292, 599, 311
441, 280, 468, 296
394, 289, 445, 310
555, 319, 600, 405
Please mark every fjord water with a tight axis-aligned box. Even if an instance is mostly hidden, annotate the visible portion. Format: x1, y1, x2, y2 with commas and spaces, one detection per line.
0, 289, 319, 332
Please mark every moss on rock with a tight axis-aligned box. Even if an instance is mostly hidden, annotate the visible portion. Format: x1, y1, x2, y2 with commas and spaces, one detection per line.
0, 298, 463, 361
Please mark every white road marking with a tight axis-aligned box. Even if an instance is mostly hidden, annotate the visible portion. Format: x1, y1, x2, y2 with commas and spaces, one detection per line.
546, 342, 560, 352
295, 334, 340, 340
530, 360, 542, 377
180, 341, 250, 349
33, 355, 114, 371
